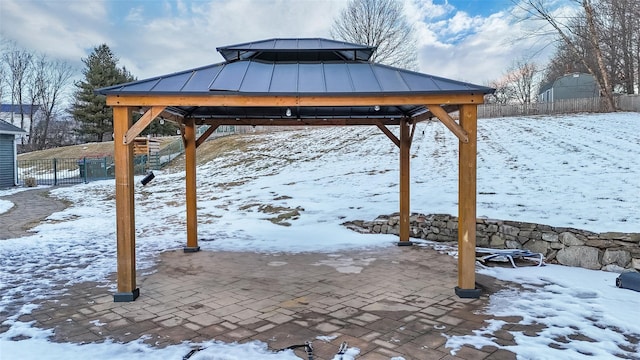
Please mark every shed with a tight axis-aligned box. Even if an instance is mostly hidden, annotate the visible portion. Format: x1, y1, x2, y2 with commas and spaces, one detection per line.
538, 72, 600, 102
98, 38, 495, 302
0, 119, 27, 188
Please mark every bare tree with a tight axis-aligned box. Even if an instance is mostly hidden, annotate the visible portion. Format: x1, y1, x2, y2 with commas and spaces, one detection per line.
331, 0, 418, 70
2, 43, 33, 128
517, 0, 616, 111
507, 60, 539, 104
32, 55, 74, 149
486, 77, 516, 104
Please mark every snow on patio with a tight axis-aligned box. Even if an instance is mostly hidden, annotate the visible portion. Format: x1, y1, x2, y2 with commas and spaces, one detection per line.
0, 112, 639, 359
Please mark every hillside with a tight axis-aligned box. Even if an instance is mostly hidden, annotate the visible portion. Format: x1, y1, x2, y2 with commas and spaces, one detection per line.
17, 137, 180, 160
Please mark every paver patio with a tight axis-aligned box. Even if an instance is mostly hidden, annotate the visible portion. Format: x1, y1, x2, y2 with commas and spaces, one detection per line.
5, 244, 524, 359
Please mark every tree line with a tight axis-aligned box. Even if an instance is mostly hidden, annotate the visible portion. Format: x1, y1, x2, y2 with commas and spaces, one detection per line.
0, 42, 177, 151
487, 0, 640, 111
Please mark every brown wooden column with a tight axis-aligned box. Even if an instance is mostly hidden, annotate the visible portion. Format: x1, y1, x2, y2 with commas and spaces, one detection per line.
455, 104, 481, 298
398, 117, 412, 246
184, 117, 200, 252
113, 106, 139, 302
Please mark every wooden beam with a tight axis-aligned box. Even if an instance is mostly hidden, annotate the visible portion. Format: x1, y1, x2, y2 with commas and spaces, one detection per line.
184, 117, 199, 252
411, 105, 460, 123
398, 117, 411, 245
106, 93, 486, 107
203, 118, 404, 127
428, 105, 469, 143
376, 122, 400, 148
456, 104, 480, 298
113, 106, 139, 302
124, 106, 167, 144
196, 124, 220, 148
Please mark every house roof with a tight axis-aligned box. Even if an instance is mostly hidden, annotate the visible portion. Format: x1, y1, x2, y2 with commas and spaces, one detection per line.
0, 104, 40, 114
538, 72, 594, 94
97, 38, 494, 120
0, 119, 26, 135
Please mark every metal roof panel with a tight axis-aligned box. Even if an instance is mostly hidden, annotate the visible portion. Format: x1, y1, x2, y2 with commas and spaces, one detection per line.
269, 63, 298, 92
239, 61, 274, 92
182, 65, 224, 92
347, 63, 382, 93
209, 61, 250, 91
371, 66, 410, 92
323, 63, 354, 92
298, 63, 326, 93
151, 72, 192, 92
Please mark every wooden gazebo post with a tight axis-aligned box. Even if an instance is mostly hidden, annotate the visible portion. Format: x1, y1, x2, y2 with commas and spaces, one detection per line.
113, 106, 139, 302
398, 117, 412, 245
184, 117, 200, 252
455, 104, 481, 298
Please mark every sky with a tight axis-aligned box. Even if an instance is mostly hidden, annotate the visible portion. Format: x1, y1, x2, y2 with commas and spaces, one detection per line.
0, 0, 566, 87
1, 112, 639, 359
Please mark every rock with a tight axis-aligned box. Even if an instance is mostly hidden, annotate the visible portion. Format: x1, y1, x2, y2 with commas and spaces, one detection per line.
447, 221, 458, 230
602, 249, 631, 267
477, 236, 489, 247
487, 224, 499, 233
600, 232, 627, 240
585, 239, 615, 249
556, 246, 600, 269
542, 232, 559, 242
602, 264, 627, 273
549, 241, 564, 250
559, 232, 585, 246
372, 224, 381, 233
546, 250, 558, 262
500, 224, 520, 236
505, 240, 521, 249
632, 258, 640, 271
490, 234, 505, 247
524, 239, 550, 256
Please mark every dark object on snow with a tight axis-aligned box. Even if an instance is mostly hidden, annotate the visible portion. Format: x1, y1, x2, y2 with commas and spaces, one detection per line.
183, 347, 204, 359
277, 341, 313, 360
616, 272, 640, 292
140, 171, 155, 186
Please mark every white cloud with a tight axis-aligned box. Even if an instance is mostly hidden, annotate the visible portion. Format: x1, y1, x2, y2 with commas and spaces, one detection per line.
125, 7, 144, 23
0, 0, 559, 86
1, 0, 111, 62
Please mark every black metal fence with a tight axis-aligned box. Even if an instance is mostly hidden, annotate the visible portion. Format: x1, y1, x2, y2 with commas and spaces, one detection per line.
17, 156, 149, 186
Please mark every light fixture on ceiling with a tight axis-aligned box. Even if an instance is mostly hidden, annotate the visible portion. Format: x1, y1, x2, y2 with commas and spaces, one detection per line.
285, 108, 292, 117
374, 105, 380, 111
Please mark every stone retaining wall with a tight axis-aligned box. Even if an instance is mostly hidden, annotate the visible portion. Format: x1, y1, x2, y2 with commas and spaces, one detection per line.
343, 213, 640, 272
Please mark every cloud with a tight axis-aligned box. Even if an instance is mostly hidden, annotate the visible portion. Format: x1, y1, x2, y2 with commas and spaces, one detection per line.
0, 0, 559, 87
1, 0, 111, 64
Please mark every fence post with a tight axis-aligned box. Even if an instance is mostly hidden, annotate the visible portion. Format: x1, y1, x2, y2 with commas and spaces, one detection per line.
104, 157, 108, 179
83, 157, 87, 183
53, 158, 58, 186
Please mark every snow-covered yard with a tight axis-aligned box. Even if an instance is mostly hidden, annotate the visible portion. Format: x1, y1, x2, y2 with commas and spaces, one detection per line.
1, 112, 639, 359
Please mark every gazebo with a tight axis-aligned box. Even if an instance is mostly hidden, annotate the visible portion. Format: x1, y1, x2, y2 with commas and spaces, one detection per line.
98, 38, 494, 302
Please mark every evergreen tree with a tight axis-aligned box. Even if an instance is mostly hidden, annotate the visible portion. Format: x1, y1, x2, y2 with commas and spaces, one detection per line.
70, 44, 134, 142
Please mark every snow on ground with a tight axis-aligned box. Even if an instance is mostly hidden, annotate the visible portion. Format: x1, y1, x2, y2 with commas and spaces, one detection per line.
1, 113, 639, 359
447, 264, 640, 359
0, 199, 13, 214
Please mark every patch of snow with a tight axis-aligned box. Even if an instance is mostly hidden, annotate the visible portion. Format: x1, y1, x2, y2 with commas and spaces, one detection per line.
445, 265, 640, 358
0, 199, 14, 214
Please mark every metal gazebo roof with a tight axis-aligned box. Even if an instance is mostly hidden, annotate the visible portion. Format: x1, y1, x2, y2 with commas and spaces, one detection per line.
98, 38, 493, 121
